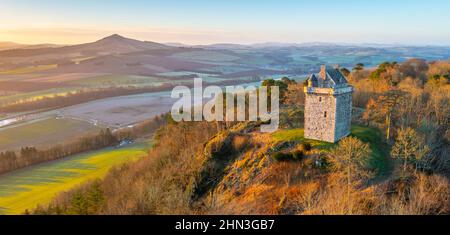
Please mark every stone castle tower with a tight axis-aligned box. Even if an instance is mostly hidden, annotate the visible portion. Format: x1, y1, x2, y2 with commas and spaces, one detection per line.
303, 65, 353, 143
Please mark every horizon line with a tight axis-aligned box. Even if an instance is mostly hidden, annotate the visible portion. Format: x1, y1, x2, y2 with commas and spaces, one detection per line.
2, 34, 450, 48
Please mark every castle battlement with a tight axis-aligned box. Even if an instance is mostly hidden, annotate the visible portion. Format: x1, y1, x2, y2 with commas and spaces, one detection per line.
304, 86, 353, 95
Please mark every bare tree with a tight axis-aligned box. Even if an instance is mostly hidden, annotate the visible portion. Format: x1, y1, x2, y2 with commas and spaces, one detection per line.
328, 137, 372, 214
391, 127, 430, 175
285, 83, 305, 107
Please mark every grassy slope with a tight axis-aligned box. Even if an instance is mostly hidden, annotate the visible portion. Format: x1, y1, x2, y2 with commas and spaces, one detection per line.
271, 125, 390, 176
349, 125, 391, 176
0, 142, 150, 215
272, 128, 335, 149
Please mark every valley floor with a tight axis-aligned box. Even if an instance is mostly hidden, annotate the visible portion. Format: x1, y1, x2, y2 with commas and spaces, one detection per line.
0, 141, 151, 215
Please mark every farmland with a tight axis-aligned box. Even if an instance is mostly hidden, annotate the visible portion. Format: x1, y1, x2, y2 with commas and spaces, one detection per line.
0, 89, 176, 152
0, 35, 448, 113
66, 74, 170, 87
0, 142, 151, 214
60, 91, 175, 128
0, 87, 78, 106
0, 64, 57, 75
0, 117, 101, 151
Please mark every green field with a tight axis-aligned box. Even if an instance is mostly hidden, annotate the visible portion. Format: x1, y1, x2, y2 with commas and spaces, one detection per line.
170, 50, 240, 63
157, 71, 228, 82
0, 118, 101, 151
272, 125, 390, 176
0, 142, 150, 214
0, 87, 78, 106
272, 128, 335, 149
67, 74, 168, 87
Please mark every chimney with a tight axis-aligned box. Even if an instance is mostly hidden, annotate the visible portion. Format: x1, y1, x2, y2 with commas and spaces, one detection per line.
320, 65, 327, 80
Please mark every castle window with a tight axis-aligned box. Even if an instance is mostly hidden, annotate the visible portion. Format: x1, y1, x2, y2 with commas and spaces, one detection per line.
324, 111, 327, 118
319, 97, 322, 102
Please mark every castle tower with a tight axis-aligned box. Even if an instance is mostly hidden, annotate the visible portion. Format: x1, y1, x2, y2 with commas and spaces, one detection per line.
303, 65, 353, 143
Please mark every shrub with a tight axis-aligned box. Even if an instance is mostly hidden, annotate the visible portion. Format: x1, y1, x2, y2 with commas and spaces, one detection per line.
292, 150, 304, 160
273, 150, 304, 162
299, 143, 312, 152
232, 135, 250, 152
273, 152, 293, 162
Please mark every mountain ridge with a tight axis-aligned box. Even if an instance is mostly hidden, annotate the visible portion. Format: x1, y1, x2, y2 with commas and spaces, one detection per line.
2, 34, 450, 57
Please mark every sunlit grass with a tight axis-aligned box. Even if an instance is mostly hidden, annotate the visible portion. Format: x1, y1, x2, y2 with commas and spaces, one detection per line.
271, 128, 335, 149
271, 125, 389, 175
350, 125, 390, 176
0, 143, 150, 215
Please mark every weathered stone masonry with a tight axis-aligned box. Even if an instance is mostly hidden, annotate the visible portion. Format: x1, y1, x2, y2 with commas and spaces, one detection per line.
304, 65, 353, 143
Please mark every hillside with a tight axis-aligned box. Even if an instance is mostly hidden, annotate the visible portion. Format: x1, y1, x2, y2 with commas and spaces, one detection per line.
32, 115, 449, 215
0, 34, 170, 57
0, 42, 25, 51
29, 59, 450, 215
202, 124, 389, 214
0, 34, 263, 78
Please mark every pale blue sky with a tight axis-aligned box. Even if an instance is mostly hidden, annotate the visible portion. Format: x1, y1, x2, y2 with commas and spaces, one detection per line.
1, 0, 449, 45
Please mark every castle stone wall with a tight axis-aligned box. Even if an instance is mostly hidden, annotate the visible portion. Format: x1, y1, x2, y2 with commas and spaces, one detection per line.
304, 92, 336, 143
304, 87, 353, 143
333, 92, 352, 142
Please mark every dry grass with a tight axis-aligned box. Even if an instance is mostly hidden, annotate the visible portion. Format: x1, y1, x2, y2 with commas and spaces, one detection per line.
32, 118, 449, 215
232, 135, 250, 152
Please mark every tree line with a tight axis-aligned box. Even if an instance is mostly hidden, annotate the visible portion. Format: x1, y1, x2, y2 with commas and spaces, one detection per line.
0, 77, 261, 114
356, 59, 449, 175
0, 85, 174, 113
0, 114, 167, 175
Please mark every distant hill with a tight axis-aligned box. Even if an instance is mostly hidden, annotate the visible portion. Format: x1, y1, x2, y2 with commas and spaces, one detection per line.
163, 42, 193, 47
79, 34, 171, 53
0, 42, 62, 51
0, 34, 449, 79
0, 35, 201, 76
0, 34, 170, 57
0, 42, 26, 51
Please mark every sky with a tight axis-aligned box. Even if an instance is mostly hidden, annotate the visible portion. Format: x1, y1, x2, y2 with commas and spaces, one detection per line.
0, 0, 449, 45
